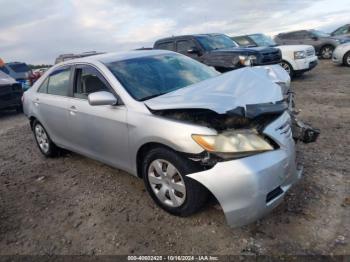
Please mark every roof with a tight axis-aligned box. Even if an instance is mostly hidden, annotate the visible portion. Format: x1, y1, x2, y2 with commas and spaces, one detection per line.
6, 61, 28, 65
277, 29, 309, 35
155, 33, 226, 43
56, 49, 174, 66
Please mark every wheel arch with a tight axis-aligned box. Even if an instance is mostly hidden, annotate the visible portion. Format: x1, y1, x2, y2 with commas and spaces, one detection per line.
135, 142, 181, 178
319, 44, 335, 56
343, 51, 350, 66
29, 116, 38, 130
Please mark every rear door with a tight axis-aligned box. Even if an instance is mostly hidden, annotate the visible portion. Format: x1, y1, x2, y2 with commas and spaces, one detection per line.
302, 31, 321, 47
33, 66, 72, 147
67, 64, 130, 169
175, 38, 200, 60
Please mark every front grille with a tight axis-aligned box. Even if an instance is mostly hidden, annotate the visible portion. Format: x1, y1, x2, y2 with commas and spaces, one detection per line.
12, 83, 22, 91
306, 48, 314, 57
266, 186, 284, 203
261, 51, 281, 64
0, 85, 13, 95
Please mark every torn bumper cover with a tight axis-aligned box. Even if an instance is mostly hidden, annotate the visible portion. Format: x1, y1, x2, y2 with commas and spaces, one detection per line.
188, 112, 303, 227
286, 91, 320, 143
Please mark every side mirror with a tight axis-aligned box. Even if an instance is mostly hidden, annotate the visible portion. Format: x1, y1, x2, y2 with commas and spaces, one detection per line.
187, 47, 199, 54
88, 91, 117, 106
311, 36, 318, 41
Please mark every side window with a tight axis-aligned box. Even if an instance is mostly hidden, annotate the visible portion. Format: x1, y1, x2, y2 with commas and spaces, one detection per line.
283, 33, 298, 39
176, 40, 195, 53
156, 42, 174, 51
47, 67, 71, 96
334, 26, 349, 35
37, 77, 49, 93
293, 32, 305, 39
74, 66, 110, 99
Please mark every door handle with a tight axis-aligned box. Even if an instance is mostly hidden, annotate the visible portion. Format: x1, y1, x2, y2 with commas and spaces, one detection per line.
34, 98, 39, 106
69, 105, 78, 115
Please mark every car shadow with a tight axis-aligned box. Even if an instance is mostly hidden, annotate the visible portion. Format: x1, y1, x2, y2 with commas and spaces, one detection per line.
0, 109, 23, 119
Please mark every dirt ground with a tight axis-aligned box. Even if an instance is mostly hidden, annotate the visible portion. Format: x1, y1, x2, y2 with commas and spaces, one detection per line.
0, 60, 349, 255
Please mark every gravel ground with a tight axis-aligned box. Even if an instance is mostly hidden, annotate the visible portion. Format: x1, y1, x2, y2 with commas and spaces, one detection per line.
0, 60, 349, 255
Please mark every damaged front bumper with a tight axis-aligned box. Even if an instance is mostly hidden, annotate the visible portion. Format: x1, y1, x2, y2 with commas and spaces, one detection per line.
188, 112, 303, 227
286, 91, 320, 143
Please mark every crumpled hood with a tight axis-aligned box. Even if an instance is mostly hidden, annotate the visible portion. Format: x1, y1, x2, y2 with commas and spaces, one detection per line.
145, 67, 283, 115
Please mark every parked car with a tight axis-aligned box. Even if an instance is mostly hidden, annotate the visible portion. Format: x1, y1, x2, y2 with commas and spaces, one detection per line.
0, 70, 23, 112
0, 62, 32, 90
153, 33, 282, 72
274, 29, 349, 59
23, 50, 318, 227
332, 42, 350, 66
231, 33, 318, 77
55, 51, 104, 64
331, 24, 350, 38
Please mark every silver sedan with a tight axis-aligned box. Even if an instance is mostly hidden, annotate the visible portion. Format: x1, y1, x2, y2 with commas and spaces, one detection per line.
332, 42, 350, 66
23, 50, 303, 227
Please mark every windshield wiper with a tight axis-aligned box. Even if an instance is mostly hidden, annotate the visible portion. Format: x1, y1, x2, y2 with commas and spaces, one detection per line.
140, 92, 169, 101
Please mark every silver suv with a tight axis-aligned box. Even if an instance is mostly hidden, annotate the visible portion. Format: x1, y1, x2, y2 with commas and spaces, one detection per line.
23, 50, 305, 227
274, 29, 349, 59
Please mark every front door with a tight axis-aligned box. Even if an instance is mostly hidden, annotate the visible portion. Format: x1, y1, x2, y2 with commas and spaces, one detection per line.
67, 64, 130, 170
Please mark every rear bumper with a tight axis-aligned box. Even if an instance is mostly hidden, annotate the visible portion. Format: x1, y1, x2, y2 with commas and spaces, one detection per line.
188, 112, 301, 227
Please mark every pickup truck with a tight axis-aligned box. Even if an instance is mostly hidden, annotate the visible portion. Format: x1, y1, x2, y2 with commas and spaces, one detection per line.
153, 33, 281, 72
232, 33, 318, 77
0, 71, 23, 112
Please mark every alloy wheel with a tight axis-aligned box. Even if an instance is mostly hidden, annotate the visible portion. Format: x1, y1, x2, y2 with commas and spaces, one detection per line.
147, 159, 186, 207
321, 47, 333, 59
35, 124, 50, 153
280, 62, 291, 75
346, 55, 350, 66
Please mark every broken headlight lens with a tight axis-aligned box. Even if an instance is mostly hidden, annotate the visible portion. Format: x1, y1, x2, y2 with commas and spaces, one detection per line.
192, 130, 273, 154
294, 51, 306, 59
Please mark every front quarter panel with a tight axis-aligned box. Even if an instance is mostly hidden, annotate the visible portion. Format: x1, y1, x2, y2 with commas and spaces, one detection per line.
127, 109, 217, 175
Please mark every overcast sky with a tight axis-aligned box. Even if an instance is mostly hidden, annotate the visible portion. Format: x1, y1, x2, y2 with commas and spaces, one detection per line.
0, 0, 349, 64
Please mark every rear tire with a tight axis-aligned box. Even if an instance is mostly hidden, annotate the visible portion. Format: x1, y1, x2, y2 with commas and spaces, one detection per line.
343, 51, 350, 67
32, 120, 60, 157
142, 147, 209, 216
320, 45, 334, 59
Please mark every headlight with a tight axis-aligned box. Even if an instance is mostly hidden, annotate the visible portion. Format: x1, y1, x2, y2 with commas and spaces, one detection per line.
238, 55, 257, 66
294, 51, 306, 59
192, 130, 274, 154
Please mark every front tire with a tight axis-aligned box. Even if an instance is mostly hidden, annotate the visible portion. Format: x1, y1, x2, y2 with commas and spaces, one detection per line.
142, 147, 209, 216
320, 45, 334, 59
280, 60, 294, 77
33, 120, 60, 157
343, 51, 350, 67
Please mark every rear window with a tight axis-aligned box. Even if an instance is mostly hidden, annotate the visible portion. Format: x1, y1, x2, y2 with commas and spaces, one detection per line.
232, 36, 256, 47
156, 42, 174, 51
8, 63, 30, 73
